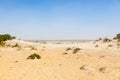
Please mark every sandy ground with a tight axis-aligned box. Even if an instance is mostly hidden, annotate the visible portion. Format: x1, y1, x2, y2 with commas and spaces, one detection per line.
0, 40, 120, 80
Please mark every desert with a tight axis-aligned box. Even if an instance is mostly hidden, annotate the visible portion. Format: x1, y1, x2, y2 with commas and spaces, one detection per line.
0, 34, 120, 80
1, 0, 120, 80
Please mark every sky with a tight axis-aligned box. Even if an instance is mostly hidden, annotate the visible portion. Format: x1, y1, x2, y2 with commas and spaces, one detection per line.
0, 0, 120, 40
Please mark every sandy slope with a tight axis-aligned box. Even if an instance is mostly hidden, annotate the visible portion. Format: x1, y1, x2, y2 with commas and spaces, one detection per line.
0, 40, 120, 80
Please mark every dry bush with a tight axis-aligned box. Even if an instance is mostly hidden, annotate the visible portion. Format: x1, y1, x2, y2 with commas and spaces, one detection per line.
66, 48, 72, 51
31, 47, 37, 50
117, 43, 120, 46
27, 53, 41, 60
103, 38, 111, 42
12, 43, 21, 48
99, 67, 106, 73
0, 41, 5, 47
73, 48, 81, 54
63, 52, 68, 55
108, 44, 113, 47
95, 45, 99, 47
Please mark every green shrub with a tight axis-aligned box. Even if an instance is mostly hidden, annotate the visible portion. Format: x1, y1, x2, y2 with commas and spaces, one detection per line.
27, 53, 41, 60
0, 34, 15, 41
0, 34, 15, 46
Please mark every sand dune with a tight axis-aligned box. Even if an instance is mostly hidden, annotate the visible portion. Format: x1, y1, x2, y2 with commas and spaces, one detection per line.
0, 40, 120, 80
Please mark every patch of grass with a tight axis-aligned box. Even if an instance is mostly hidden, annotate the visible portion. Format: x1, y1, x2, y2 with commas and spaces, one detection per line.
73, 48, 81, 54
27, 53, 41, 60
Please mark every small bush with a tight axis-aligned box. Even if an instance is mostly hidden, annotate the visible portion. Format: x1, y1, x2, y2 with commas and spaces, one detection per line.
66, 48, 72, 51
0, 34, 15, 46
80, 65, 92, 71
0, 41, 5, 47
103, 38, 111, 42
73, 48, 81, 53
108, 44, 113, 47
0, 34, 15, 41
99, 67, 106, 73
118, 38, 120, 42
113, 37, 117, 40
63, 52, 68, 55
27, 53, 41, 60
95, 45, 99, 47
31, 47, 37, 50
117, 43, 120, 46
116, 33, 120, 39
80, 65, 86, 70
13, 43, 21, 47
99, 38, 102, 41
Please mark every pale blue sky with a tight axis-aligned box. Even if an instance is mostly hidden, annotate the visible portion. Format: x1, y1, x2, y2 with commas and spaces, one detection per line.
0, 0, 120, 40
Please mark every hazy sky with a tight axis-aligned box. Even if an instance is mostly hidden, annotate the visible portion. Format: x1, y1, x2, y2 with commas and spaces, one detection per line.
0, 0, 120, 40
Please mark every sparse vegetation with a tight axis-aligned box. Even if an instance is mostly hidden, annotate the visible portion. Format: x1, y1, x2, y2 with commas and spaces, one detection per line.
42, 42, 47, 44
103, 37, 111, 42
113, 33, 120, 41
80, 65, 86, 70
116, 33, 120, 39
118, 38, 120, 42
66, 48, 72, 51
99, 38, 102, 41
117, 43, 120, 46
31, 47, 37, 50
0, 41, 5, 47
108, 44, 113, 47
99, 55, 105, 58
27, 53, 41, 60
63, 52, 68, 55
12, 43, 21, 48
95, 45, 99, 47
80, 65, 92, 71
99, 67, 106, 73
73, 48, 81, 53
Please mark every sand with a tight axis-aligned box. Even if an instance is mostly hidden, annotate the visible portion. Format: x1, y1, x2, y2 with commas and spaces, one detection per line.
0, 40, 120, 80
